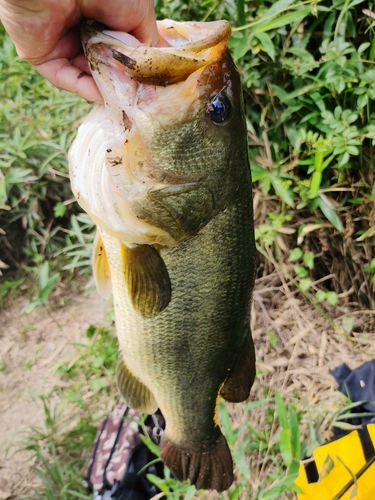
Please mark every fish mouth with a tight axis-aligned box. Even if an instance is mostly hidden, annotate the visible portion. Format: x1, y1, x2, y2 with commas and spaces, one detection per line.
70, 20, 234, 246
81, 18, 231, 86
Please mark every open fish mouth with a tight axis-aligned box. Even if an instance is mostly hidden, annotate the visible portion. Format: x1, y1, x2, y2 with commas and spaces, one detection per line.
82, 18, 231, 86
69, 19, 236, 247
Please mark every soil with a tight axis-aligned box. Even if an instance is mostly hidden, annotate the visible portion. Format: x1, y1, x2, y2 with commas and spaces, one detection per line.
0, 289, 106, 499
1, 270, 375, 499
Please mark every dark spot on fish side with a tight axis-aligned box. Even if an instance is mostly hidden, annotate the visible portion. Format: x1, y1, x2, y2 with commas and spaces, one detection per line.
108, 156, 123, 166
106, 149, 112, 153
122, 110, 132, 131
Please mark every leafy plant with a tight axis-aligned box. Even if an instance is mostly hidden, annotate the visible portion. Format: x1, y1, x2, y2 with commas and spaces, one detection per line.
23, 398, 94, 500
24, 327, 311, 500
20, 261, 60, 314
0, 23, 90, 289
5, 0, 375, 497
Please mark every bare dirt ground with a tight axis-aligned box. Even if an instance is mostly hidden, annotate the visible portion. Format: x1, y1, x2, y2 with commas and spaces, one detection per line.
1, 269, 375, 499
0, 289, 106, 499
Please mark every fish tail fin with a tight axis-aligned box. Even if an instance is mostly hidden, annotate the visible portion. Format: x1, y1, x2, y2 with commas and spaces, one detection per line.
160, 430, 233, 492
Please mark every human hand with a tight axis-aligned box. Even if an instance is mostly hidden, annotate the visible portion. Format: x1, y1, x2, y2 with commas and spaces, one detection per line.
0, 0, 159, 103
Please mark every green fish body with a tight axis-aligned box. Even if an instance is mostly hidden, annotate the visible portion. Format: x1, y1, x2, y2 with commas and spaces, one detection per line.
69, 19, 256, 492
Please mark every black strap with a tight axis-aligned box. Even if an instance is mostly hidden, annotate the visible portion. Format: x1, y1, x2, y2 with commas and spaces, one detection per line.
303, 425, 375, 489
334, 454, 375, 500
112, 443, 160, 500
102, 406, 130, 490
86, 416, 109, 482
358, 425, 375, 462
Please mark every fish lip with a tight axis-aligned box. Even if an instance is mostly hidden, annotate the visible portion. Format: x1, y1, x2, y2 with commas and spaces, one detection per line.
81, 19, 231, 85
81, 18, 231, 52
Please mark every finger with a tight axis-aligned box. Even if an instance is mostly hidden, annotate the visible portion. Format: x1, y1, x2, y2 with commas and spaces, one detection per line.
71, 53, 92, 75
130, 17, 160, 47
81, 0, 160, 46
34, 58, 103, 104
18, 29, 83, 66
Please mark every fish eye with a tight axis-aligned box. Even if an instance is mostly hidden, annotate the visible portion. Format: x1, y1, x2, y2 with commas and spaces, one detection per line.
206, 93, 231, 124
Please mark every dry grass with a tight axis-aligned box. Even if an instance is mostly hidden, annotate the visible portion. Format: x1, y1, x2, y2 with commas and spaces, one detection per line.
242, 265, 375, 497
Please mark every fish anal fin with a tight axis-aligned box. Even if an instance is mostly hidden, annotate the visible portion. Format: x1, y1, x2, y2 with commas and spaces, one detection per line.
92, 230, 112, 299
220, 334, 255, 403
121, 243, 171, 318
117, 358, 158, 413
160, 430, 233, 492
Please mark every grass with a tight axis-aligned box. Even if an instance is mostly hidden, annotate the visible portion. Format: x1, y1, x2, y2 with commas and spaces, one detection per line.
22, 324, 305, 500
0, 23, 92, 306
21, 279, 374, 500
2, 0, 375, 497
2, 0, 375, 309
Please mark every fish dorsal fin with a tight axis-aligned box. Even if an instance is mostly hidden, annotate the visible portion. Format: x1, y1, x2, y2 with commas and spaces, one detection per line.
92, 230, 112, 299
121, 243, 171, 318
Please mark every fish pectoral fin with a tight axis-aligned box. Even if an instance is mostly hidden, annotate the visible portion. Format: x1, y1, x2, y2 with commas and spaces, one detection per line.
117, 358, 158, 413
160, 430, 233, 493
220, 333, 255, 403
92, 230, 112, 299
121, 243, 171, 318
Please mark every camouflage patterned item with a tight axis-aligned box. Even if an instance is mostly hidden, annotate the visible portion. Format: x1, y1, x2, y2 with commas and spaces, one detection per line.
85, 402, 164, 499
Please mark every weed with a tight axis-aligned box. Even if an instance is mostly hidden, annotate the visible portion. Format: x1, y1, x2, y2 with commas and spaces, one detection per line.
22, 321, 316, 500
2, 0, 375, 307
0, 23, 90, 299
20, 261, 60, 314
4, 0, 375, 497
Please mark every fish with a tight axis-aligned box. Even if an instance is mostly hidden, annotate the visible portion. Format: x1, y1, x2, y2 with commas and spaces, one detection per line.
68, 18, 256, 492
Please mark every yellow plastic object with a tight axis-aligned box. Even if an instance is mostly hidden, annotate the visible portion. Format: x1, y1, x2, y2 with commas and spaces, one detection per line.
296, 425, 375, 500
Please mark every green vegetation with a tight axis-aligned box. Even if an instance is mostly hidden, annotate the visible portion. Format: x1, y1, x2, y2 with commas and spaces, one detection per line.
2, 0, 375, 308
2, 0, 375, 497
0, 25, 92, 304
23, 325, 309, 499
21, 323, 362, 499
22, 326, 118, 500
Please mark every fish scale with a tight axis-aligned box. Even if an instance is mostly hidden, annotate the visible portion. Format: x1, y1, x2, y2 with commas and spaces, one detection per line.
101, 193, 254, 444
69, 18, 256, 492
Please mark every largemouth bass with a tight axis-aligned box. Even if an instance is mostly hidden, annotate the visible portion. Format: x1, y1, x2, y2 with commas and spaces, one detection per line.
69, 19, 256, 492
